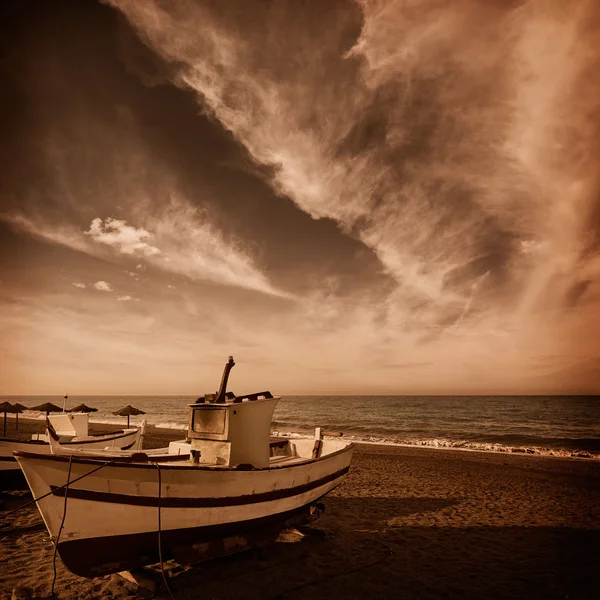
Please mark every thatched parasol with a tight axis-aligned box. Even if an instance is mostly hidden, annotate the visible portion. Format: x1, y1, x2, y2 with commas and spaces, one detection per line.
68, 403, 98, 413
112, 405, 145, 428
0, 402, 17, 437
11, 402, 26, 431
30, 402, 63, 416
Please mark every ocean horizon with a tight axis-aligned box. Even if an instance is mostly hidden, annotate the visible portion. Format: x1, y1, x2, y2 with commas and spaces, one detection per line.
3, 394, 599, 460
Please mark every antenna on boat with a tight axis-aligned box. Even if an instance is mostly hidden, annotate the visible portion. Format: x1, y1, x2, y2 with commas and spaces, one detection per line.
215, 356, 235, 403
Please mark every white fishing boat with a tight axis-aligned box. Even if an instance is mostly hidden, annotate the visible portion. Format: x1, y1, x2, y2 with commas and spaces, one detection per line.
45, 420, 191, 460
0, 413, 142, 474
15, 357, 354, 577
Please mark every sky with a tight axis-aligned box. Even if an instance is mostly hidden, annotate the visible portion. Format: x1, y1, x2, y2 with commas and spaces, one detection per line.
1, 0, 599, 396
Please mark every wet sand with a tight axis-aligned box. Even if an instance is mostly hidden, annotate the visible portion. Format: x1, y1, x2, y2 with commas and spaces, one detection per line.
1, 418, 599, 599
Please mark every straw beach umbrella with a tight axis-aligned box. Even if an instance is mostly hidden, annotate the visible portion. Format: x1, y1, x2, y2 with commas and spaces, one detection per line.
30, 402, 63, 416
68, 404, 98, 413
11, 403, 26, 431
0, 402, 17, 437
113, 405, 145, 428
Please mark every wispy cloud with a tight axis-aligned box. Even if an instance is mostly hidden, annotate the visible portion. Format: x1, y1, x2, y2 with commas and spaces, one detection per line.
144, 195, 292, 298
93, 281, 113, 292
116, 295, 133, 301
101, 0, 600, 391
72, 282, 86, 289
4, 208, 291, 298
1, 213, 90, 254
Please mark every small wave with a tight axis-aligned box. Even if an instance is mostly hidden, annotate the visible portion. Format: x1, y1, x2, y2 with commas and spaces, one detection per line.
87, 417, 188, 430
17, 412, 48, 421
271, 431, 599, 460
89, 417, 144, 426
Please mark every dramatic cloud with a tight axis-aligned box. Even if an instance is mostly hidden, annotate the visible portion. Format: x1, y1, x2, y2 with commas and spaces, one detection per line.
105, 0, 600, 390
93, 281, 113, 292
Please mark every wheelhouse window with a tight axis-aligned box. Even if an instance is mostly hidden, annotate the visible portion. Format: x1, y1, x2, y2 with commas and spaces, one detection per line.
192, 408, 227, 435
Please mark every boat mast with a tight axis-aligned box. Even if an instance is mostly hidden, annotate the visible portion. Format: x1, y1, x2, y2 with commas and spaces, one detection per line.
215, 356, 235, 403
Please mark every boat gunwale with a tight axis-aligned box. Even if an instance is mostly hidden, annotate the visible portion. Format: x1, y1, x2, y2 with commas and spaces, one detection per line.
58, 428, 139, 445
1, 428, 138, 447
13, 442, 355, 470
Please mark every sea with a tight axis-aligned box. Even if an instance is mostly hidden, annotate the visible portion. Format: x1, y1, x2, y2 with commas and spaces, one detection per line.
3, 395, 600, 460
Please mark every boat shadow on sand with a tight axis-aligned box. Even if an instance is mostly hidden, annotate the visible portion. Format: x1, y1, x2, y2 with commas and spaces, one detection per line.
151, 495, 599, 600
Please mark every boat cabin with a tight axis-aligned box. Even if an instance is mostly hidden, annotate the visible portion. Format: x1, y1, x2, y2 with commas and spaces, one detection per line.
187, 392, 279, 468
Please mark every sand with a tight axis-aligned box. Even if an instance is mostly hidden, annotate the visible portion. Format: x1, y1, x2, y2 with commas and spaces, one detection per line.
1, 418, 599, 599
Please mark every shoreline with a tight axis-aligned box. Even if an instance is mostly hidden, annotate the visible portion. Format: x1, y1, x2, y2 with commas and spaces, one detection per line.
3, 415, 599, 461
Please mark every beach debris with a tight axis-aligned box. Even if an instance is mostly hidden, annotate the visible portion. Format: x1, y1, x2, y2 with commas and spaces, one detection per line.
11, 586, 32, 600
116, 568, 161, 593
113, 405, 146, 428
571, 451, 592, 458
67, 403, 98, 413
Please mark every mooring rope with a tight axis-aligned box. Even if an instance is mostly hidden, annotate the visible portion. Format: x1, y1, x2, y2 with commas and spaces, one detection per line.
51, 455, 73, 600
156, 463, 175, 600
0, 459, 117, 522
1, 457, 179, 598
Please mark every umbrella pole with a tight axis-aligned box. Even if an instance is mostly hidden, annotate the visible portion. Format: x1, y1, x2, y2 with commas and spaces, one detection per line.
127, 415, 130, 428
16, 412, 18, 431
3, 412, 6, 437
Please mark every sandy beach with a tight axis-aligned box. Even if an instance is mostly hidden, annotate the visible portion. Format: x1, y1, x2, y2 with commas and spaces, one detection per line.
1, 418, 599, 599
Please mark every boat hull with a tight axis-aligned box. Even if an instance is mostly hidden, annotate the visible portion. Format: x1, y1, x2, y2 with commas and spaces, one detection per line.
15, 443, 353, 577
55, 502, 320, 577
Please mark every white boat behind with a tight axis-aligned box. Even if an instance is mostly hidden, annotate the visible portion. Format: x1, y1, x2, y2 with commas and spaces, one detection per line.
46, 420, 191, 460
1, 414, 142, 474
15, 357, 354, 577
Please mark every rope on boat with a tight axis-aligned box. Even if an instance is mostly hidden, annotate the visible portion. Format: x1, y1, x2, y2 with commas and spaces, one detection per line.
0, 459, 118, 523
52, 455, 73, 600
155, 463, 175, 600
1, 459, 179, 599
